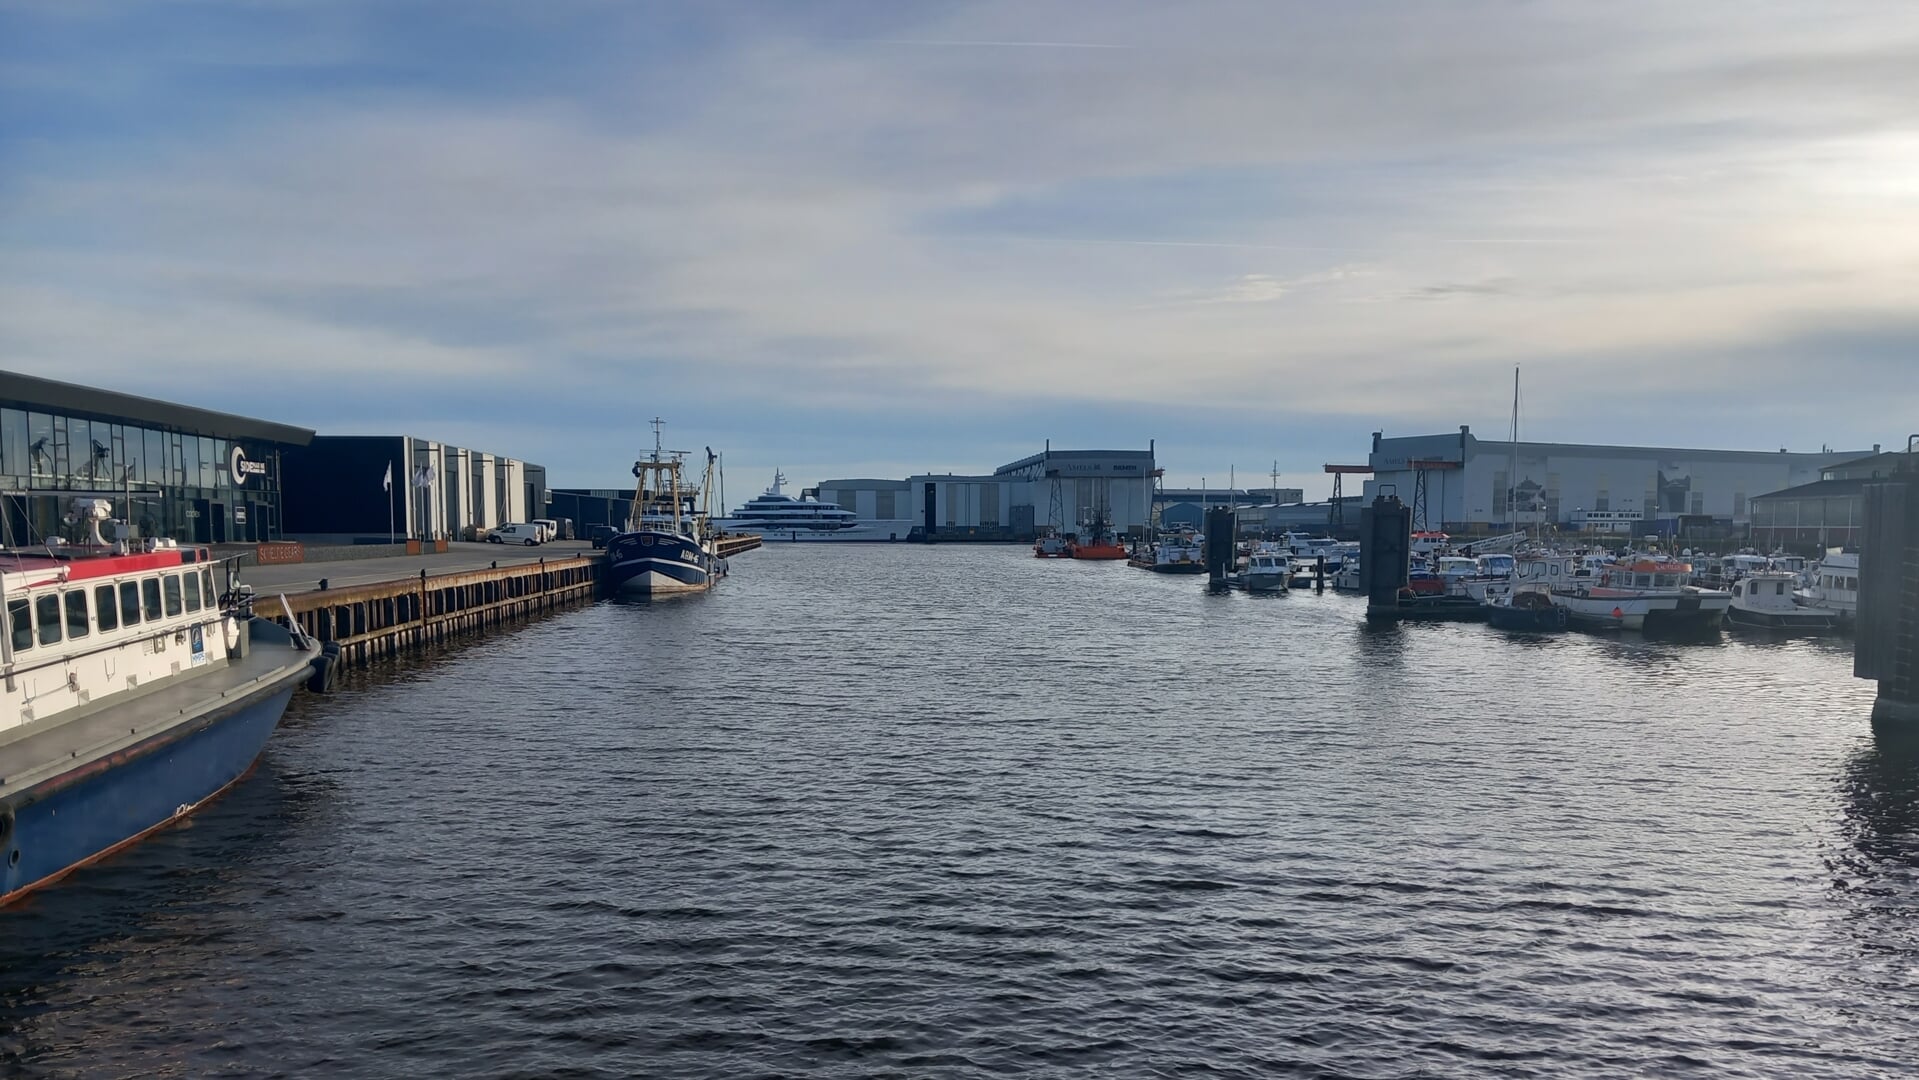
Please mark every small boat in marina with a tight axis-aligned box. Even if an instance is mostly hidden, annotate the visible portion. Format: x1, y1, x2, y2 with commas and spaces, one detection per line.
1332, 559, 1363, 592
1485, 583, 1567, 632
1241, 551, 1294, 592
1034, 530, 1070, 558
1549, 554, 1730, 633
1794, 552, 1858, 627
3, 499, 323, 907
1728, 571, 1838, 632
1130, 529, 1207, 573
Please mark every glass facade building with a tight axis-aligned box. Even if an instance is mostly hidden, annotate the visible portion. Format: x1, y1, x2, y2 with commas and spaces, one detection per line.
1, 372, 314, 546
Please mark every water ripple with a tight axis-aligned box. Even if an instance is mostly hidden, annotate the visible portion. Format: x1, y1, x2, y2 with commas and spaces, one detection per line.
1, 545, 1913, 1078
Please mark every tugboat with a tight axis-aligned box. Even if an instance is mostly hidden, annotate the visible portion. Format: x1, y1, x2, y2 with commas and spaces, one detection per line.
1066, 505, 1127, 560
1034, 529, 1070, 558
2, 498, 324, 907
604, 420, 727, 595
1728, 570, 1838, 632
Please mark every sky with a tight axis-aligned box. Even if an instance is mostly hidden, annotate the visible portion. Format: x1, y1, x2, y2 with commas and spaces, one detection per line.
3, 1, 1916, 499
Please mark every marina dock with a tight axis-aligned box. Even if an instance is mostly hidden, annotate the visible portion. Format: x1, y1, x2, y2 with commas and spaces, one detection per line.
246, 542, 606, 667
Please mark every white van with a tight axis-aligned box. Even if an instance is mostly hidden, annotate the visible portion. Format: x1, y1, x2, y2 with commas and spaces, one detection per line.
490, 523, 543, 546
532, 518, 559, 542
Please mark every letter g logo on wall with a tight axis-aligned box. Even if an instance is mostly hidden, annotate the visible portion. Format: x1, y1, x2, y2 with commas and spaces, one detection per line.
229, 444, 268, 486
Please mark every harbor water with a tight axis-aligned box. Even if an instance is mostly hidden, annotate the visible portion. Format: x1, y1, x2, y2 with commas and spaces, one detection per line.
3, 546, 1916, 1078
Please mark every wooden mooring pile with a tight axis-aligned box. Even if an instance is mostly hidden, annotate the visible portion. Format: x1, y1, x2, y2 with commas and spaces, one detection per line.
255, 556, 603, 666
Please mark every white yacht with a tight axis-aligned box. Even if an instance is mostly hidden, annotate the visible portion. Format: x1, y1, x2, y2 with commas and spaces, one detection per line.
1794, 552, 1859, 625
717, 472, 886, 542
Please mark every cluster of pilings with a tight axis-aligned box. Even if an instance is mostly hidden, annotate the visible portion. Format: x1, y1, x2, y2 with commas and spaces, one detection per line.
256, 556, 603, 667
1858, 443, 1919, 727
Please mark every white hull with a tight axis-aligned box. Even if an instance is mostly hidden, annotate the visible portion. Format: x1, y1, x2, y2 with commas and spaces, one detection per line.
728, 524, 911, 543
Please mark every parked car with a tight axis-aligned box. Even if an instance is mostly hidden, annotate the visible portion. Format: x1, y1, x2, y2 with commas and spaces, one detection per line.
489, 523, 544, 546
588, 525, 618, 549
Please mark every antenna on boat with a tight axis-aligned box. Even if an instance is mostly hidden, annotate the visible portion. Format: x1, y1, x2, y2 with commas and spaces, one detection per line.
650, 417, 665, 463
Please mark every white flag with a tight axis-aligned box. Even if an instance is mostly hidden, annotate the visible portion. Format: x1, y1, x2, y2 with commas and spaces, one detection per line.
383, 462, 392, 491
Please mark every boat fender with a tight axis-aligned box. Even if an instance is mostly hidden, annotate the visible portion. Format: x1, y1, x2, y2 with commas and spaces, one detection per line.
307, 642, 343, 694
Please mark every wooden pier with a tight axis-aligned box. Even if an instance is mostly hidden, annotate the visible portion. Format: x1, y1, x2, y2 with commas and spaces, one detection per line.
714, 533, 764, 559
256, 555, 603, 666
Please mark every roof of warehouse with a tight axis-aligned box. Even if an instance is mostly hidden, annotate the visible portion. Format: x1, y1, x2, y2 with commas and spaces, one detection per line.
1, 370, 315, 446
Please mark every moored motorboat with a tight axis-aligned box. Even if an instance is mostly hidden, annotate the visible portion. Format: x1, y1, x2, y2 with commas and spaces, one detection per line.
2, 501, 323, 907
1728, 571, 1838, 632
1793, 552, 1858, 627
1241, 552, 1293, 592
1550, 555, 1729, 633
1130, 530, 1207, 573
1485, 583, 1567, 632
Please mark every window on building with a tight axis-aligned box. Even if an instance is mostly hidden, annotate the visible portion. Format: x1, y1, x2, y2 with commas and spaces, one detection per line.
94, 585, 118, 632
163, 575, 183, 616
121, 581, 142, 626
875, 490, 895, 520
36, 594, 62, 646
142, 578, 162, 621
9, 598, 31, 652
65, 590, 89, 639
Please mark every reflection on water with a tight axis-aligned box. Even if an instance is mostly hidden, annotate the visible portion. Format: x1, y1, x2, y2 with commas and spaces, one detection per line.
1, 545, 1914, 1079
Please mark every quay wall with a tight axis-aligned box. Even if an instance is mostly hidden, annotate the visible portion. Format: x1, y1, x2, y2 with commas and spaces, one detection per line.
256, 555, 602, 667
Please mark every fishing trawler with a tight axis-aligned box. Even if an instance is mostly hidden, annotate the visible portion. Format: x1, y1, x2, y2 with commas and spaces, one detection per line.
2, 498, 323, 907
604, 421, 727, 595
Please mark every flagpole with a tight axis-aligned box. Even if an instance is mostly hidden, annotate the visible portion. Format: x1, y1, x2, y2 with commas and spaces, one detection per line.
388, 461, 395, 545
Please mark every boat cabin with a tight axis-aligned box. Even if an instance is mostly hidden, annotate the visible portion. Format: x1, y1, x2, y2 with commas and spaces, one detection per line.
3, 544, 234, 734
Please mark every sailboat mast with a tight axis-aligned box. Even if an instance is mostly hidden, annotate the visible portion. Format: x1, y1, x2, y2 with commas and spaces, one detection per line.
1509, 365, 1521, 531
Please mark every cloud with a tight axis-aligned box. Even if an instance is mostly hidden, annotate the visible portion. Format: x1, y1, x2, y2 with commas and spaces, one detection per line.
3, 1, 1917, 491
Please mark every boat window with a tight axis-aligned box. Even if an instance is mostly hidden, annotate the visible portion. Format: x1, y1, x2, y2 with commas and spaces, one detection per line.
163, 574, 183, 617
121, 581, 141, 627
184, 572, 202, 613
95, 584, 118, 632
9, 598, 31, 652
36, 594, 61, 646
1774, 581, 1786, 595
65, 590, 89, 640
142, 578, 162, 621
203, 568, 217, 605
1733, 582, 1743, 596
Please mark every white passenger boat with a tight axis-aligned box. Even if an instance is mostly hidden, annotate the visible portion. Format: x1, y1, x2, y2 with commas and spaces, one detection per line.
1728, 571, 1838, 632
2, 499, 323, 907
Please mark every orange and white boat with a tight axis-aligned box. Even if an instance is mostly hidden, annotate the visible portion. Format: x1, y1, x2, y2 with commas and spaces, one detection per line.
1549, 554, 1729, 632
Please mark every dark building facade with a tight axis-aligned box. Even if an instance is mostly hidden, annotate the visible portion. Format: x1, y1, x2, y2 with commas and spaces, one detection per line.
1, 370, 313, 546
281, 435, 546, 543
1750, 450, 1904, 552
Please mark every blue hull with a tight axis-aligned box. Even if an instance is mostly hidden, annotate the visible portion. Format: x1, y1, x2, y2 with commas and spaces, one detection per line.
605, 530, 724, 594
2, 682, 298, 904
